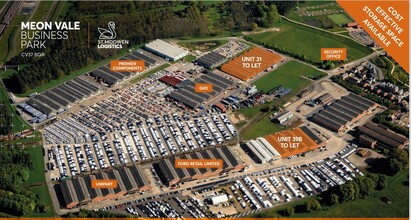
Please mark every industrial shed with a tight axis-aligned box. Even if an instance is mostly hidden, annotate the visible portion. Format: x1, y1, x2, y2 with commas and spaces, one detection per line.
195, 51, 227, 69
221, 47, 283, 81
144, 39, 188, 61
155, 146, 245, 186
24, 76, 101, 119
264, 127, 325, 158
72, 177, 91, 205
314, 93, 333, 104
211, 194, 229, 205
168, 72, 234, 109
245, 137, 281, 163
60, 179, 79, 209
159, 75, 182, 87
272, 111, 293, 125
311, 93, 377, 132
58, 165, 151, 209
358, 122, 408, 149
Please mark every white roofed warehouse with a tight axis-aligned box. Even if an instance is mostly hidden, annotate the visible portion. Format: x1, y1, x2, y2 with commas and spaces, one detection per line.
211, 194, 228, 205
144, 39, 188, 61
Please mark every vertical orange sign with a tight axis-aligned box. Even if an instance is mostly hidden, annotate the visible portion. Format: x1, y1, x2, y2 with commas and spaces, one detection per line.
337, 0, 409, 73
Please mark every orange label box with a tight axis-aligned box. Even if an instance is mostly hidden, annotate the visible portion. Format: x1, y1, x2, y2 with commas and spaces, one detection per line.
195, 83, 213, 93
91, 179, 118, 188
321, 48, 347, 61
175, 159, 223, 169
110, 60, 144, 72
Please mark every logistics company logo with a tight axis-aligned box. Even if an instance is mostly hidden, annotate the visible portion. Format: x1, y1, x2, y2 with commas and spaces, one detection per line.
98, 21, 116, 40
97, 21, 129, 49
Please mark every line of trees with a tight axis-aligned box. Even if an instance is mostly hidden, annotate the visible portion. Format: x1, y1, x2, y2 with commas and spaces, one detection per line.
0, 101, 12, 135
279, 172, 388, 216
66, 209, 129, 218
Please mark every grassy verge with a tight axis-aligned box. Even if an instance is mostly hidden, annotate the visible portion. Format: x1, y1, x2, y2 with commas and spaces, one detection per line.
130, 63, 171, 84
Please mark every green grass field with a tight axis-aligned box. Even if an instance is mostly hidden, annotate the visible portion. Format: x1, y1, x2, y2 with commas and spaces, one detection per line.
25, 146, 46, 186
130, 63, 171, 84
251, 169, 409, 218
0, 81, 31, 133
183, 54, 197, 62
247, 21, 371, 63
327, 13, 353, 25
241, 116, 286, 140
24, 146, 55, 217
254, 61, 326, 94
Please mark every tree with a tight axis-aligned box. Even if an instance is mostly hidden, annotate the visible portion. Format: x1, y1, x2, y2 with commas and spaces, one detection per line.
338, 182, 356, 202
267, 4, 281, 24
284, 207, 294, 216
388, 158, 403, 175
330, 193, 339, 205
376, 175, 388, 190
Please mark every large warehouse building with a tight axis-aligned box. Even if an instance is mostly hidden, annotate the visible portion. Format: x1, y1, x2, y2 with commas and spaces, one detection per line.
195, 51, 227, 69
221, 47, 283, 81
21, 77, 102, 122
168, 72, 235, 109
263, 126, 325, 158
245, 137, 281, 163
144, 39, 188, 61
59, 164, 150, 209
358, 122, 408, 149
156, 146, 246, 186
311, 93, 377, 132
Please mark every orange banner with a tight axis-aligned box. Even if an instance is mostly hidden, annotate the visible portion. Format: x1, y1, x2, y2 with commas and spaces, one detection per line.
175, 159, 223, 168
321, 48, 347, 60
195, 83, 213, 93
91, 179, 117, 188
110, 60, 144, 72
337, 0, 409, 72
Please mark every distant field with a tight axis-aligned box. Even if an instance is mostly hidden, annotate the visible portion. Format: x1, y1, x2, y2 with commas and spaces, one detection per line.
246, 21, 371, 63
251, 169, 409, 218
327, 13, 352, 25
254, 61, 326, 94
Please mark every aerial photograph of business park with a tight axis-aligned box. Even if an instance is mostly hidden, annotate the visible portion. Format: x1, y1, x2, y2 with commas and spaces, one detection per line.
0, 0, 408, 219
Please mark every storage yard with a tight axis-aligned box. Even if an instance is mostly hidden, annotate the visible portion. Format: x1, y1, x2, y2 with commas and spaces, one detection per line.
45, 112, 237, 179
221, 47, 284, 81
90, 146, 365, 218
12, 35, 394, 217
